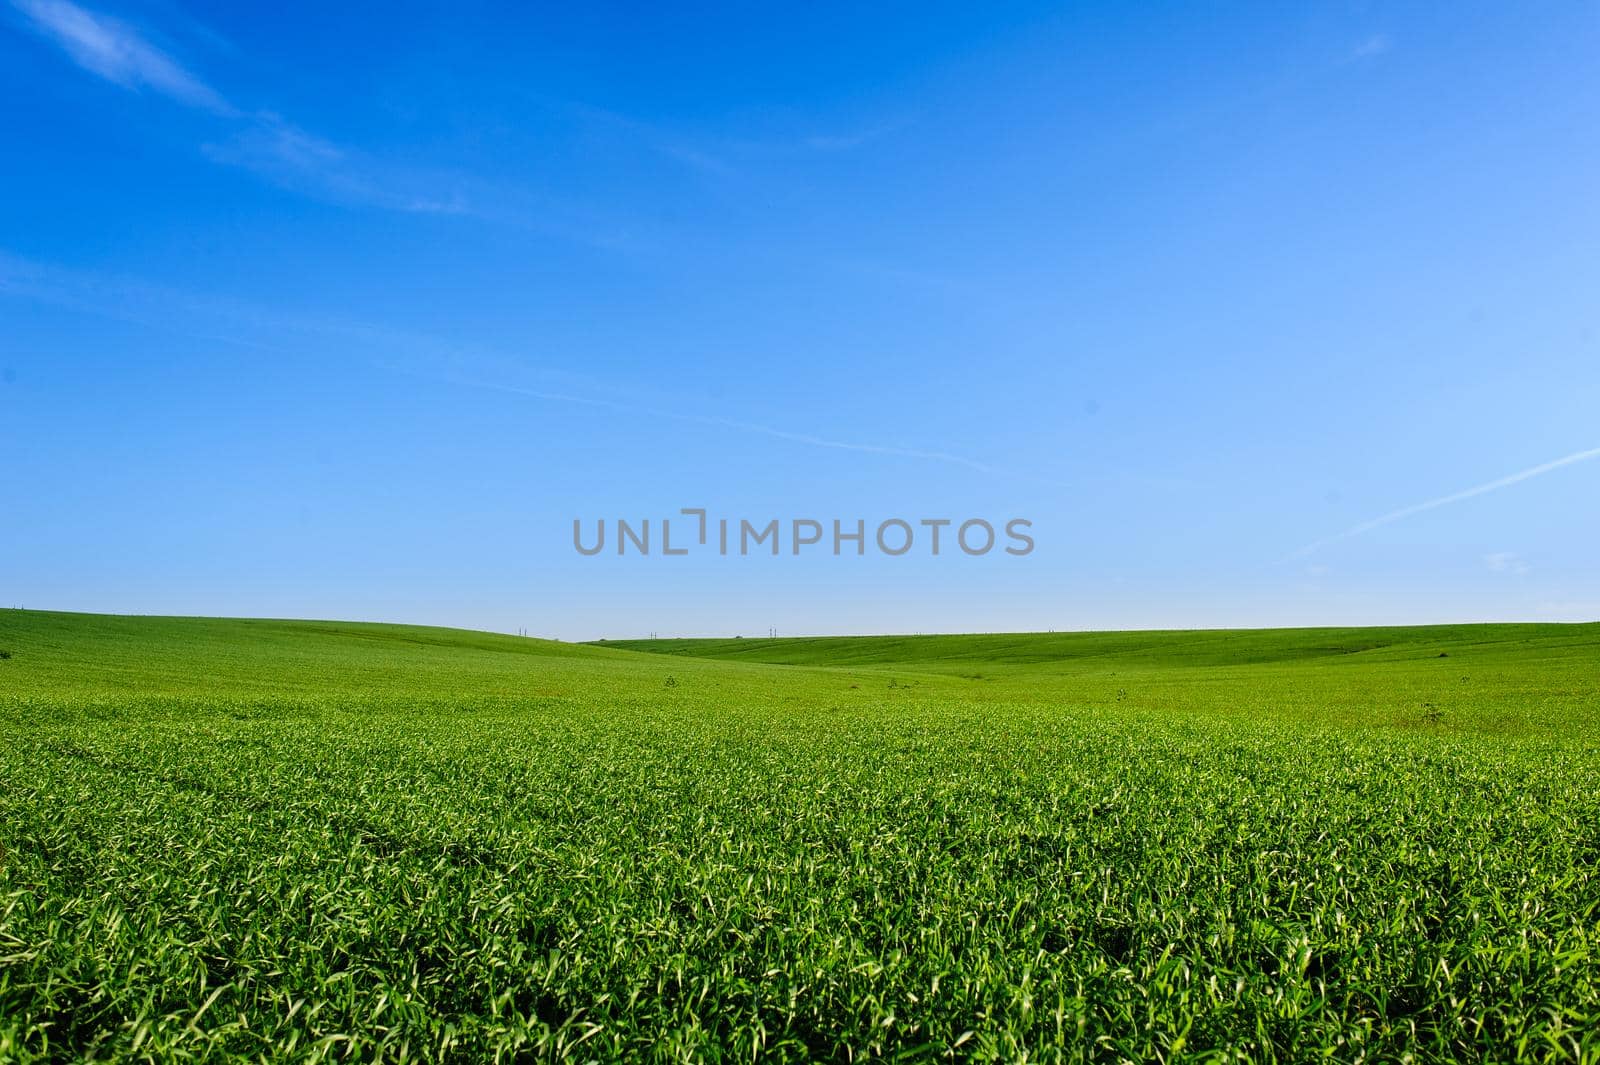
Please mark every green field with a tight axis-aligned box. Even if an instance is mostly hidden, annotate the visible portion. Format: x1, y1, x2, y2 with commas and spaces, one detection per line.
2, 610, 1599, 1061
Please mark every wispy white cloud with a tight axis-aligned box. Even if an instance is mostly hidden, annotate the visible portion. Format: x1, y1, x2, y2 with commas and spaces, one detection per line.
201, 115, 471, 215
799, 125, 897, 153
1292, 446, 1600, 558
1484, 552, 1530, 576
0, 247, 308, 354
546, 97, 897, 180
0, 249, 1066, 488
9, 0, 233, 114
8, 0, 893, 235
8, 0, 477, 216
439, 373, 1072, 489
1349, 34, 1392, 61
548, 100, 739, 177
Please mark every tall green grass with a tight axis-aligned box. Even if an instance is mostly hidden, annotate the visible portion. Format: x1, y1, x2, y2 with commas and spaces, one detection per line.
2, 610, 1598, 1060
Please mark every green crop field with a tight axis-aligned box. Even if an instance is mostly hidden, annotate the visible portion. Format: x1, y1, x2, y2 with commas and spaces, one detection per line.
2, 609, 1598, 1062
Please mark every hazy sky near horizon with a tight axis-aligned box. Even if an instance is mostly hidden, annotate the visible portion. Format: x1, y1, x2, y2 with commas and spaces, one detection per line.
3, 1, 1599, 640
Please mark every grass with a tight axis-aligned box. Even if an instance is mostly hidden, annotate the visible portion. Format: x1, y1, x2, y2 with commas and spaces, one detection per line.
1, 609, 1599, 1061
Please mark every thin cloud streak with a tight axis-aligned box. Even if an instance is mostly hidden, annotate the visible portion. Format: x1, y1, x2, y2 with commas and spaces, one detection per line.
9, 0, 234, 114
439, 374, 1073, 490
8, 1, 895, 238
1349, 34, 1392, 61
1292, 445, 1600, 558
0, 249, 1066, 489
201, 116, 472, 216
8, 0, 474, 216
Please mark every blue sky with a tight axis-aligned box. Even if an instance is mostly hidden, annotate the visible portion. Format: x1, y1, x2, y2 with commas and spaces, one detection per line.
3, 1, 1598, 639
